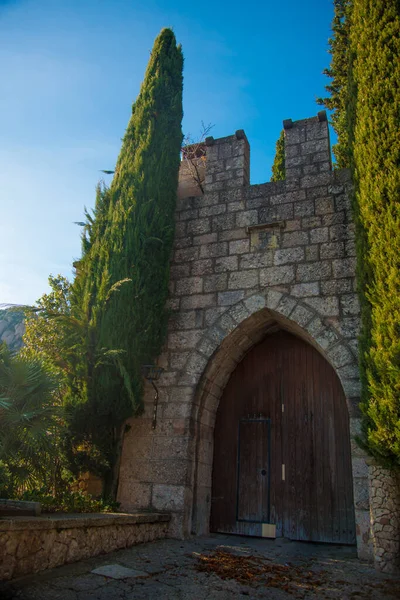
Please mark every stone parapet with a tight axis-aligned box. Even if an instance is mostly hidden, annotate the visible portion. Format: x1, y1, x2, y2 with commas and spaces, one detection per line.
0, 512, 170, 581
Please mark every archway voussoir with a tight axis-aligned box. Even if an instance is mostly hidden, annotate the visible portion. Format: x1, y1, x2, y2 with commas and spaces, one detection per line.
243, 295, 266, 314
265, 289, 283, 310
341, 379, 362, 398
185, 352, 209, 376
218, 312, 238, 335
327, 343, 355, 369
229, 301, 252, 324
276, 295, 297, 318
290, 303, 315, 327
314, 326, 339, 351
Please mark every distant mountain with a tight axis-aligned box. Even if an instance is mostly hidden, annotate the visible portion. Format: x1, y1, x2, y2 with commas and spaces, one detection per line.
0, 308, 25, 352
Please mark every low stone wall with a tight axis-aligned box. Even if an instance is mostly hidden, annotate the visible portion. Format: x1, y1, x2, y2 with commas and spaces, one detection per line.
369, 463, 400, 573
0, 512, 170, 581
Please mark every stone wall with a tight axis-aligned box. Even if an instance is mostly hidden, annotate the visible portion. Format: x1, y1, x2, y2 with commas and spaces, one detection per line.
0, 512, 170, 581
117, 112, 372, 560
369, 463, 400, 573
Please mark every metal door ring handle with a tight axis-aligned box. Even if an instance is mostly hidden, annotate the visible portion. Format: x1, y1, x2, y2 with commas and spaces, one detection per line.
261, 469, 267, 476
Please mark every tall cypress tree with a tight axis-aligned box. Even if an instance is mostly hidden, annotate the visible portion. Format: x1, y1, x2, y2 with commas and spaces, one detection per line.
321, 1, 400, 466
69, 28, 184, 496
317, 0, 353, 168
270, 130, 285, 182
350, 0, 400, 465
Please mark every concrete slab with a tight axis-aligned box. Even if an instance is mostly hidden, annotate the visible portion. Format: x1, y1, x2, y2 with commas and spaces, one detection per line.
91, 564, 148, 579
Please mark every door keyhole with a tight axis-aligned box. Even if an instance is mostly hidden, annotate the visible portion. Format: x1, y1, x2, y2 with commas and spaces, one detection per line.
261, 469, 267, 476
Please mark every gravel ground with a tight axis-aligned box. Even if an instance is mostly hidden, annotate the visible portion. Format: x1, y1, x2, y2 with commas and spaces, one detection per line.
1, 534, 399, 599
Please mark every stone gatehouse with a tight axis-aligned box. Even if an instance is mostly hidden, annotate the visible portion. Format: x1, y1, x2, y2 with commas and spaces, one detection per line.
117, 112, 371, 559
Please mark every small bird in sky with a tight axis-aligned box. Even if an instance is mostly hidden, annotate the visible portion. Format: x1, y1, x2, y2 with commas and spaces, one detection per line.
99, 170, 115, 175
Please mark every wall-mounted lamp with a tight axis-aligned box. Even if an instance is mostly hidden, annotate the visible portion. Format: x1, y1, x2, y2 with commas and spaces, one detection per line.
141, 365, 164, 430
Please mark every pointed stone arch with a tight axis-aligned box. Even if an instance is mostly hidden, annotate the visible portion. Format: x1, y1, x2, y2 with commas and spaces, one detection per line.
179, 289, 366, 555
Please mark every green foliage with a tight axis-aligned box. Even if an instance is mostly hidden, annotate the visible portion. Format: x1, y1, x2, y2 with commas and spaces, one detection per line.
22, 29, 184, 498
322, 1, 400, 466
19, 488, 120, 513
349, 0, 400, 465
71, 28, 183, 496
270, 130, 285, 181
0, 343, 62, 497
317, 0, 353, 168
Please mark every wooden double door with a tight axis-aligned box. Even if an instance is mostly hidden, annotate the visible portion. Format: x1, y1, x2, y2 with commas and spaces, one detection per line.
210, 330, 356, 544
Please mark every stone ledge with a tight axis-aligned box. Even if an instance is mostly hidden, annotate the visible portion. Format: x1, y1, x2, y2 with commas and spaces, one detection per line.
0, 511, 170, 532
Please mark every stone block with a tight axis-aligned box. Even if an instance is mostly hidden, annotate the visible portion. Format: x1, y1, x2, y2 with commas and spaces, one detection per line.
306, 296, 339, 316
152, 484, 185, 511
175, 277, 203, 296
296, 261, 331, 282
290, 282, 319, 297
179, 208, 198, 221
199, 203, 226, 217
168, 330, 202, 350
334, 316, 361, 339
212, 213, 236, 231
174, 247, 199, 263
219, 227, 247, 241
315, 197, 334, 215
282, 230, 309, 247
305, 245, 319, 261
193, 233, 218, 246
320, 241, 345, 259
204, 307, 226, 326
186, 218, 211, 236
320, 278, 353, 295
259, 203, 294, 221
290, 304, 314, 327
243, 295, 266, 313
191, 259, 214, 276
228, 270, 258, 289
170, 264, 190, 280
240, 251, 273, 269
199, 242, 228, 258
273, 247, 304, 265
236, 210, 258, 227
229, 238, 250, 255
294, 200, 314, 217
332, 257, 356, 278
276, 296, 296, 317
180, 294, 216, 310
168, 311, 200, 331
218, 290, 245, 306
328, 343, 355, 368
310, 227, 329, 244
330, 224, 353, 241
215, 256, 238, 273
302, 216, 322, 228
203, 273, 228, 293
341, 294, 360, 316
170, 352, 191, 370
229, 301, 251, 323
260, 265, 295, 285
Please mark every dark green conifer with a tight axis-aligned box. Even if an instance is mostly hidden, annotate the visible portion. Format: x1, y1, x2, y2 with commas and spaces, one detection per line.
270, 130, 285, 181
349, 0, 400, 465
317, 0, 353, 167
321, 0, 400, 465
70, 28, 184, 495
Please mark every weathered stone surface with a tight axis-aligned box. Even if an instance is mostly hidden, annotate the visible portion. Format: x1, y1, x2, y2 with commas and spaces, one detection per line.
117, 114, 367, 562
0, 513, 170, 581
369, 464, 400, 574
91, 564, 148, 579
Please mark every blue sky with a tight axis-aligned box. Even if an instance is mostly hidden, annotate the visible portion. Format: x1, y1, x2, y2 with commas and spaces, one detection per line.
0, 0, 334, 306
